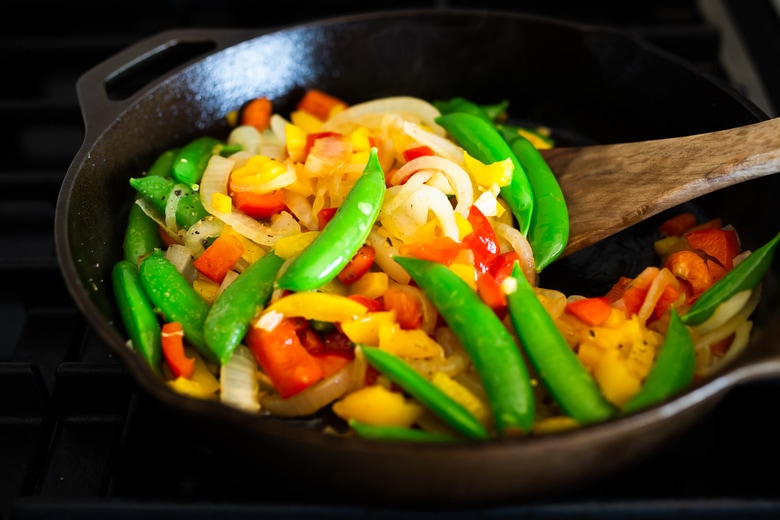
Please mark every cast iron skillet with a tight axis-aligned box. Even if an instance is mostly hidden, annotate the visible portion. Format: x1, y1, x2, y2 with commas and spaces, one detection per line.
55, 9, 780, 507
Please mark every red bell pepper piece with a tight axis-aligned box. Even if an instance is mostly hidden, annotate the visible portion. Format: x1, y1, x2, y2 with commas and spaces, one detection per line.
488, 251, 521, 284
296, 89, 347, 120
348, 294, 384, 312
161, 321, 195, 379
565, 296, 612, 326
232, 189, 286, 219
316, 207, 338, 230
462, 205, 500, 274
619, 267, 659, 316
402, 145, 434, 162
398, 236, 462, 266
337, 244, 376, 284
476, 271, 507, 314
192, 233, 245, 283
685, 227, 740, 269
659, 212, 697, 236
246, 317, 325, 399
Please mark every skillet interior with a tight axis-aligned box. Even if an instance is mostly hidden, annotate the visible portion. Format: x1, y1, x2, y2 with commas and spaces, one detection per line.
55, 10, 779, 506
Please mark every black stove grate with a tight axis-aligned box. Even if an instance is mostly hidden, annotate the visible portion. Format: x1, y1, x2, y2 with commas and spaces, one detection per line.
3, 1, 780, 518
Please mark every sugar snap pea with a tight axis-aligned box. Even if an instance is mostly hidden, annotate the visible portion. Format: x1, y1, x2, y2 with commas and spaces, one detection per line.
682, 229, 780, 326
623, 309, 695, 413
122, 202, 162, 266
276, 148, 385, 292
204, 251, 284, 364
360, 346, 488, 440
129, 176, 210, 229
507, 135, 569, 272
435, 112, 534, 236
147, 147, 180, 177
112, 260, 162, 375
505, 264, 615, 424
393, 256, 535, 436
434, 97, 507, 124
172, 136, 222, 188
348, 419, 460, 443
139, 249, 217, 363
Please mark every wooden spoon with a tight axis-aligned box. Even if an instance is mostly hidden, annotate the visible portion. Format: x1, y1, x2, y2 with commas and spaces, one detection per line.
541, 117, 780, 257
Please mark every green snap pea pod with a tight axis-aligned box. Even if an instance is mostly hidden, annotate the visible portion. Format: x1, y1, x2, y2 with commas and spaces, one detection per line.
499, 123, 555, 149
505, 264, 615, 424
172, 136, 222, 188
122, 202, 162, 266
139, 249, 217, 363
276, 148, 385, 292
682, 229, 780, 326
623, 310, 696, 413
348, 419, 460, 443
393, 256, 535, 436
507, 135, 569, 272
435, 112, 534, 236
359, 346, 488, 440
204, 251, 284, 364
129, 176, 210, 229
112, 260, 162, 375
147, 147, 180, 177
434, 97, 505, 124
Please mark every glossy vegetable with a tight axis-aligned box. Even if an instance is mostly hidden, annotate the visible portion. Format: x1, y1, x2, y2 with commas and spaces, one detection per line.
111, 260, 162, 375
172, 136, 222, 188
505, 264, 616, 424
204, 251, 284, 365
360, 346, 488, 440
122, 203, 161, 265
623, 310, 695, 413
394, 256, 535, 436
129, 175, 210, 229
435, 112, 534, 236
139, 250, 216, 363
682, 230, 780, 326
276, 147, 385, 291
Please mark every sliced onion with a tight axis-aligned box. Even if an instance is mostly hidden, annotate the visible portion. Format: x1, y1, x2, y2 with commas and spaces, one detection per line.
403, 120, 465, 166
638, 267, 678, 324
390, 155, 474, 216
200, 155, 290, 247
261, 361, 361, 417
692, 289, 755, 335
381, 171, 434, 217
165, 243, 197, 282
220, 345, 260, 412
322, 96, 445, 136
228, 125, 262, 155
493, 221, 536, 283
184, 217, 224, 257
367, 230, 411, 285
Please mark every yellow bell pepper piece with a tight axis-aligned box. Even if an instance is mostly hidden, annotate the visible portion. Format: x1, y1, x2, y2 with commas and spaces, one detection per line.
350, 126, 372, 152
290, 109, 323, 134
285, 122, 308, 163
341, 310, 397, 346
349, 150, 370, 165
332, 384, 424, 427
168, 346, 220, 398
211, 192, 233, 214
230, 155, 290, 191
454, 212, 473, 240
348, 271, 389, 300
431, 371, 491, 427
273, 231, 319, 259
263, 292, 368, 323
593, 348, 642, 407
449, 263, 477, 291
378, 321, 442, 359
193, 277, 220, 305
463, 150, 513, 188
531, 416, 579, 435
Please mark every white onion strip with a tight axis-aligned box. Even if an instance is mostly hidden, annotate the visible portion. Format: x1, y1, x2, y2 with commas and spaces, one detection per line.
322, 96, 446, 136
390, 155, 474, 216
403, 120, 465, 167
200, 155, 287, 247
260, 362, 361, 417
220, 345, 260, 412
494, 221, 536, 283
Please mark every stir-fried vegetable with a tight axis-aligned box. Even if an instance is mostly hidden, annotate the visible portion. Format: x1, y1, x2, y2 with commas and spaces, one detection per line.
111, 89, 777, 442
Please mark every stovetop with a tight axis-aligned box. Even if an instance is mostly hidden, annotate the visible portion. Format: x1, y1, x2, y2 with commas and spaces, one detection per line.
3, 1, 780, 518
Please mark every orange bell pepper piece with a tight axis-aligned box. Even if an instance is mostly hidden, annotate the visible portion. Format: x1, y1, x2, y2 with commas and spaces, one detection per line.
476, 271, 507, 314
398, 236, 462, 266
565, 296, 612, 326
619, 267, 659, 316
192, 233, 245, 283
296, 89, 347, 121
240, 96, 273, 132
659, 212, 697, 236
382, 286, 423, 330
665, 250, 712, 295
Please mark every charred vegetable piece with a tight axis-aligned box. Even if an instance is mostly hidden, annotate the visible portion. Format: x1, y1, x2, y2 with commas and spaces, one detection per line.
682, 229, 780, 326
348, 419, 460, 443
505, 264, 615, 424
393, 256, 535, 436
276, 148, 385, 292
360, 346, 488, 440
204, 251, 284, 365
623, 310, 695, 413
129, 176, 210, 229
435, 112, 534, 236
112, 260, 162, 375
139, 250, 216, 363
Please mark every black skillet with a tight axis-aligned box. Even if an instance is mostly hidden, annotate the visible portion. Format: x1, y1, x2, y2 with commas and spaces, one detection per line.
55, 9, 780, 507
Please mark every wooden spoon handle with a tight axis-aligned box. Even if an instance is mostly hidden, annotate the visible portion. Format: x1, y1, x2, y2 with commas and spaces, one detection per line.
542, 118, 780, 255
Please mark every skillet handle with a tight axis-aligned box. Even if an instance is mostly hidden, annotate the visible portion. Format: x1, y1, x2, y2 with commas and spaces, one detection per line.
74, 28, 264, 136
